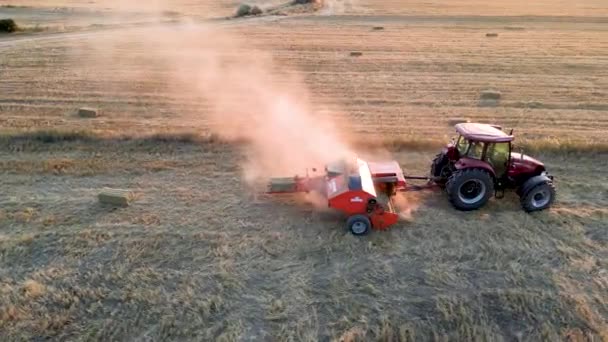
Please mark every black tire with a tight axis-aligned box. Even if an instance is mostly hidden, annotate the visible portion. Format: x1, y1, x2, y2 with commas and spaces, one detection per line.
346, 215, 371, 236
520, 181, 555, 212
446, 169, 494, 211
430, 153, 450, 186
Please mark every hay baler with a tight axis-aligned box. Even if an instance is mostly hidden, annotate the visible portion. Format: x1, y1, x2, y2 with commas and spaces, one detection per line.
268, 158, 406, 235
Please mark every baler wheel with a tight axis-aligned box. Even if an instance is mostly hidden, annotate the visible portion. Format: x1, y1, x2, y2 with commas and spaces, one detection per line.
347, 215, 371, 236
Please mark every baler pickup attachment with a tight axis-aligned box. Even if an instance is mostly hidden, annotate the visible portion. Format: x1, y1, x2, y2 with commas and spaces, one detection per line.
376, 192, 397, 214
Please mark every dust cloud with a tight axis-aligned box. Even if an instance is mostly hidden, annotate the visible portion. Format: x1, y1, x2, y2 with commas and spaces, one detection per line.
69, 0, 414, 215
391, 192, 420, 222
73, 21, 355, 185
162, 24, 356, 183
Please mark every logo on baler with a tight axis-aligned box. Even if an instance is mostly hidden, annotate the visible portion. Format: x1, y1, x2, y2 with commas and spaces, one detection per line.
350, 196, 364, 203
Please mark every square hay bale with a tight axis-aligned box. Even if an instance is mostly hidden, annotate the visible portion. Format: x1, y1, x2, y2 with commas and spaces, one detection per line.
268, 178, 297, 193
447, 118, 470, 126
486, 33, 499, 37
98, 188, 133, 207
350, 51, 363, 57
372, 26, 385, 31
480, 90, 501, 101
77, 107, 99, 118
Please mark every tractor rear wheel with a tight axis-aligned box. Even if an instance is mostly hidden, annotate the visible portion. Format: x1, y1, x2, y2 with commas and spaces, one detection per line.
346, 214, 371, 236
446, 169, 494, 211
520, 181, 555, 212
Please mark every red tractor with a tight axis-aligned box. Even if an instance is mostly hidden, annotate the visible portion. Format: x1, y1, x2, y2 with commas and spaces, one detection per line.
430, 123, 556, 212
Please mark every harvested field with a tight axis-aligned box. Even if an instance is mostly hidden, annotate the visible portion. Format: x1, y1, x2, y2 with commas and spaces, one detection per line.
1, 0, 607, 340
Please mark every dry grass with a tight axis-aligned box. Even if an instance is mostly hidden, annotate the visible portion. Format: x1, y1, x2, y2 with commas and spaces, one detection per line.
2, 15, 607, 148
0, 138, 606, 340
1, 1, 607, 340
22, 280, 46, 298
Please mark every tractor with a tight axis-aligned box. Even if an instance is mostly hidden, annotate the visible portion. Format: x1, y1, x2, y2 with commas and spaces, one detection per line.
264, 122, 557, 235
430, 123, 556, 212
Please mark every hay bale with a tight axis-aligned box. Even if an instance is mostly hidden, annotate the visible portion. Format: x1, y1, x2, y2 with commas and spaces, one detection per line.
480, 90, 501, 101
77, 107, 99, 118
250, 5, 263, 15
236, 4, 252, 17
268, 178, 297, 193
372, 26, 384, 31
526, 101, 543, 109
486, 33, 499, 37
0, 19, 18, 33
479, 90, 501, 107
447, 118, 469, 126
98, 188, 133, 207
350, 51, 363, 57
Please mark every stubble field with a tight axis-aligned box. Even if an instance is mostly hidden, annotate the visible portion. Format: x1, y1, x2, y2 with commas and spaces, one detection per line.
1, 1, 607, 341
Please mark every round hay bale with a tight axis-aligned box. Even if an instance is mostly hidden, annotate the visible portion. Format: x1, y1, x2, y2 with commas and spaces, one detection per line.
250, 5, 263, 15
236, 4, 252, 17
350, 51, 363, 57
0, 19, 18, 33
486, 33, 499, 37
372, 26, 385, 31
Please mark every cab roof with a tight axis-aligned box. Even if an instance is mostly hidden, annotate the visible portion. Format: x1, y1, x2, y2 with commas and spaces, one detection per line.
455, 123, 514, 143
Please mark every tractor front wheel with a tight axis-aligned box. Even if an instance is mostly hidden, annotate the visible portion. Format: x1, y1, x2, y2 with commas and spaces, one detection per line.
346, 215, 371, 236
430, 153, 450, 186
446, 169, 494, 211
520, 181, 555, 212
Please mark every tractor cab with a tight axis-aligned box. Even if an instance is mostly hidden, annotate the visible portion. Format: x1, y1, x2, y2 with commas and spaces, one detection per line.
431, 122, 555, 212
453, 123, 514, 179
441, 123, 546, 182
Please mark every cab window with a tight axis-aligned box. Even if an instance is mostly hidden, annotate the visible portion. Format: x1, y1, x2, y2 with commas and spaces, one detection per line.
486, 142, 510, 171
456, 136, 484, 160
467, 141, 484, 159
456, 136, 469, 155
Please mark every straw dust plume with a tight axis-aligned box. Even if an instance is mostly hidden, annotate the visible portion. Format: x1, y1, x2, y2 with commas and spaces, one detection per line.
68, 21, 419, 214
75, 23, 355, 185
166, 25, 355, 183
